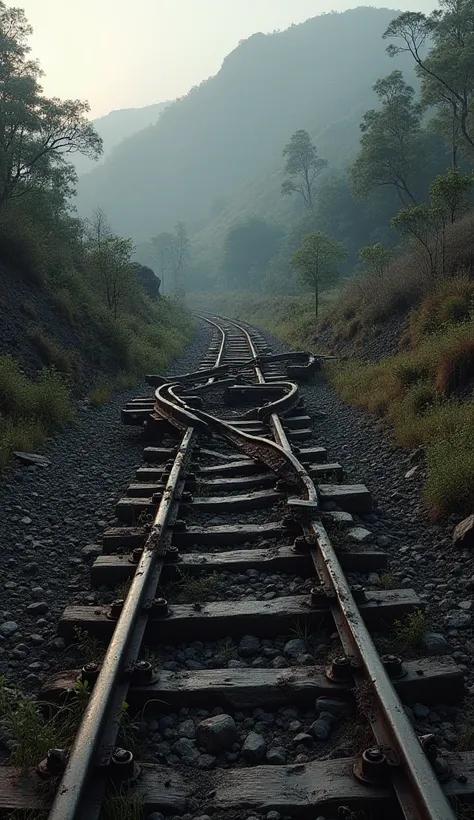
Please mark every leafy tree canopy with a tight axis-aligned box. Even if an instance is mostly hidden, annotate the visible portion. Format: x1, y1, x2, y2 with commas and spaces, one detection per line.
0, 2, 102, 205
350, 71, 424, 205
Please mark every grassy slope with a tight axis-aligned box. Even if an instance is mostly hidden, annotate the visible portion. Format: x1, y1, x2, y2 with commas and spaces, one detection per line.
320, 215, 474, 519
0, 204, 193, 469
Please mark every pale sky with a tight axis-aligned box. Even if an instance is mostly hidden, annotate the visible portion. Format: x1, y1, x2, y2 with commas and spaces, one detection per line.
22, 0, 435, 119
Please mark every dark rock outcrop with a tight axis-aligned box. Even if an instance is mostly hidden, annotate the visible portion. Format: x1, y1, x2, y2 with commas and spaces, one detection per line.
133, 263, 161, 300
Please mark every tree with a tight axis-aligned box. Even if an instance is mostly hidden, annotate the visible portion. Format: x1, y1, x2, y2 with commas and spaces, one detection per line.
281, 130, 327, 210
429, 166, 473, 223
384, 3, 474, 163
85, 209, 135, 319
151, 224, 190, 295
290, 231, 347, 317
350, 71, 424, 205
170, 222, 190, 293
391, 204, 444, 279
358, 243, 392, 280
223, 217, 283, 290
0, 3, 102, 204
391, 166, 473, 279
151, 232, 174, 295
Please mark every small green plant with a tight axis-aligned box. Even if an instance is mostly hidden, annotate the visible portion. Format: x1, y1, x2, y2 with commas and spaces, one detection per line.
27, 326, 82, 385
218, 637, 237, 663
380, 571, 395, 590
73, 627, 105, 663
90, 381, 113, 406
162, 569, 219, 604
394, 609, 427, 653
115, 578, 132, 601
0, 675, 89, 770
116, 702, 141, 752
100, 786, 143, 820
290, 620, 311, 641
456, 700, 474, 752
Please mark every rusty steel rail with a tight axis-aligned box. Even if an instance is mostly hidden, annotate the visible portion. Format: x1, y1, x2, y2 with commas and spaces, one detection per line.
47, 429, 197, 820
47, 314, 456, 820
223, 316, 456, 820
187, 316, 456, 820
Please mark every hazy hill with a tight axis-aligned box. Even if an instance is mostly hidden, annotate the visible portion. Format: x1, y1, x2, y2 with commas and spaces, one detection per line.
76, 7, 414, 240
72, 101, 170, 175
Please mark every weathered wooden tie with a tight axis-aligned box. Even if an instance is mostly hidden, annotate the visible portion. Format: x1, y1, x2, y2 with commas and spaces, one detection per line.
3, 753, 474, 818
58, 590, 422, 643
42, 657, 465, 710
115, 489, 284, 523
90, 543, 388, 586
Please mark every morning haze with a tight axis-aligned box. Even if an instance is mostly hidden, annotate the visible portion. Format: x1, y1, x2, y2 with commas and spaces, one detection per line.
23, 0, 434, 117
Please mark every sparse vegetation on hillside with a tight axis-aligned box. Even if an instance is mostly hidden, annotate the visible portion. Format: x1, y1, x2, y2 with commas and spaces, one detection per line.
328, 271, 474, 517
0, 3, 193, 468
0, 357, 75, 468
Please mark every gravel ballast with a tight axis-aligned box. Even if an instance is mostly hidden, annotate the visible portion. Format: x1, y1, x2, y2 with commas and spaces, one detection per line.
0, 320, 212, 688
2, 315, 472, 789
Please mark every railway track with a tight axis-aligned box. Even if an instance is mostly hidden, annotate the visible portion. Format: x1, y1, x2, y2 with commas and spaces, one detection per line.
2, 315, 474, 819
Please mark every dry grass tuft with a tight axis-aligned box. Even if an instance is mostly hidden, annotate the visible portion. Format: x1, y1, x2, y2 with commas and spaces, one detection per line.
435, 333, 474, 395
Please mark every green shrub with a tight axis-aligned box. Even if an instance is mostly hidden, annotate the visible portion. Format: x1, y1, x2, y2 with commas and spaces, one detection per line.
0, 209, 47, 285
27, 326, 82, 385
32, 368, 75, 432
425, 408, 474, 516
0, 356, 74, 468
0, 417, 45, 469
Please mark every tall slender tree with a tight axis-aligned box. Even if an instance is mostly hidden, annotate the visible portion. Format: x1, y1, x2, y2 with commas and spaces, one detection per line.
290, 231, 347, 317
281, 130, 327, 210
384, 2, 474, 162
350, 71, 423, 205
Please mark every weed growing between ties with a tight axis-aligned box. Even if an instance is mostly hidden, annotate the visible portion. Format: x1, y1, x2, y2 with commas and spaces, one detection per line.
0, 675, 89, 769
161, 569, 219, 604
100, 786, 143, 820
456, 699, 474, 752
72, 626, 105, 664
377, 610, 427, 657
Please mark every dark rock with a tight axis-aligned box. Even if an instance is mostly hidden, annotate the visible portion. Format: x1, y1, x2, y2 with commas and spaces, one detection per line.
453, 515, 474, 549
310, 719, 332, 740
421, 633, 449, 656
26, 602, 49, 616
173, 737, 199, 763
242, 731, 266, 762
132, 263, 161, 299
283, 638, 307, 660
196, 714, 237, 752
266, 747, 286, 764
238, 635, 260, 658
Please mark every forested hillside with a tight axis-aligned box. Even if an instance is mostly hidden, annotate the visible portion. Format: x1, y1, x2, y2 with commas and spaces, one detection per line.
71, 101, 170, 175
77, 7, 414, 247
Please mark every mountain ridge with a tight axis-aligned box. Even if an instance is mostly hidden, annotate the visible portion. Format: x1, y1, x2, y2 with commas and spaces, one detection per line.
76, 7, 415, 250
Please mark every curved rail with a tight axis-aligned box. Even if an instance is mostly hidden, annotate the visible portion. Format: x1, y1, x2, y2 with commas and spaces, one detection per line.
47, 314, 456, 820
193, 315, 457, 820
